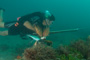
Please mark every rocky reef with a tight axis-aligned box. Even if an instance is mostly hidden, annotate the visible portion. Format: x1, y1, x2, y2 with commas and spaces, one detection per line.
22, 44, 56, 60
14, 35, 90, 60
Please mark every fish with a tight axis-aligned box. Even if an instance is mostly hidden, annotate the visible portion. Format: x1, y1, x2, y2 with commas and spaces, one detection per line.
27, 35, 41, 41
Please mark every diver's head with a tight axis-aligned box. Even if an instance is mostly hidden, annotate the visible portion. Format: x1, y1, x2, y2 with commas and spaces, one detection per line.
42, 10, 55, 26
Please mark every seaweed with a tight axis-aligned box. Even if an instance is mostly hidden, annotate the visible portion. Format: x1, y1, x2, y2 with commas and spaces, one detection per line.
22, 44, 56, 60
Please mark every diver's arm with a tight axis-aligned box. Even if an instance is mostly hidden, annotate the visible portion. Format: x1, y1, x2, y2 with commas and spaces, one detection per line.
34, 25, 43, 37
43, 27, 50, 37
33, 25, 50, 37
23, 21, 35, 31
23, 21, 43, 37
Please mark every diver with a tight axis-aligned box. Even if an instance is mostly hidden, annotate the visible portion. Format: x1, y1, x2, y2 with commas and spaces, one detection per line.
0, 8, 55, 41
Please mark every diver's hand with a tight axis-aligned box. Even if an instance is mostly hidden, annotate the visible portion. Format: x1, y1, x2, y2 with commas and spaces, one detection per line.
34, 25, 50, 37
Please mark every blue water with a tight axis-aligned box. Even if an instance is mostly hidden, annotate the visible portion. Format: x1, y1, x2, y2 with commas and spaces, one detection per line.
0, 0, 90, 60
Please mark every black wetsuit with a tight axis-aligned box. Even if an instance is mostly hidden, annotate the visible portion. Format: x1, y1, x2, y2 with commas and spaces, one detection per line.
4, 12, 45, 37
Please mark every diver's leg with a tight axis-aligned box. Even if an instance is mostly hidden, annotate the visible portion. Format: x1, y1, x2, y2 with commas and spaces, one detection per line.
0, 22, 4, 28
0, 30, 8, 36
0, 8, 4, 22
0, 8, 5, 28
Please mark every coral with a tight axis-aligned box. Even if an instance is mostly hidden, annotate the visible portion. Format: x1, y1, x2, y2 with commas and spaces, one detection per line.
22, 44, 56, 60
